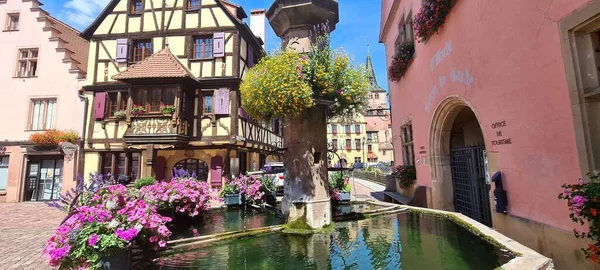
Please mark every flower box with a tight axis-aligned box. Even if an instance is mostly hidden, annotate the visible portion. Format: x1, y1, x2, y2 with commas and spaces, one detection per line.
99, 245, 131, 270
224, 194, 242, 206
265, 191, 277, 205
339, 192, 351, 201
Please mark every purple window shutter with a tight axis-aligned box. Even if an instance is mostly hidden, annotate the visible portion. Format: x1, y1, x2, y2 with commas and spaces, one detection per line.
116, 39, 128, 63
210, 156, 223, 187
248, 49, 254, 68
214, 88, 230, 115
238, 107, 248, 119
213, 32, 225, 57
94, 92, 107, 120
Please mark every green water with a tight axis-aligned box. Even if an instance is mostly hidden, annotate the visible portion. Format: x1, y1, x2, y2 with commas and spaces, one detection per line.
156, 212, 513, 269
170, 207, 283, 240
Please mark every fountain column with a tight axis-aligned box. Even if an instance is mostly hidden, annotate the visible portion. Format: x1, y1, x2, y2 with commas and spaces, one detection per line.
266, 0, 340, 229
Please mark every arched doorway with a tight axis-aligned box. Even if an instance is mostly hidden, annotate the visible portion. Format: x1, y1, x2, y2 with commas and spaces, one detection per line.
430, 96, 492, 226
174, 158, 209, 180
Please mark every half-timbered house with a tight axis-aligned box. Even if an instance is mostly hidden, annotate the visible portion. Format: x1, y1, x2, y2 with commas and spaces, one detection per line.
80, 0, 281, 187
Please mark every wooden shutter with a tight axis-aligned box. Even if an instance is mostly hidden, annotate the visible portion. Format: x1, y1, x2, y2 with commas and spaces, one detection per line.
238, 107, 248, 119
213, 88, 230, 115
116, 39, 128, 63
94, 92, 107, 120
210, 156, 223, 187
213, 32, 225, 57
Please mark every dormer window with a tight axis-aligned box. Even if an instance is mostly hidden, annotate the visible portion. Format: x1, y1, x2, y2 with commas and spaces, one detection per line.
130, 0, 144, 15
187, 0, 200, 10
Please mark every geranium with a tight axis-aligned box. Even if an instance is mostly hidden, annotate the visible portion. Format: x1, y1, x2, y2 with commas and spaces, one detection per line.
388, 41, 415, 82
29, 129, 79, 145
413, 0, 454, 43
392, 165, 417, 189
141, 177, 216, 217
558, 173, 600, 264
43, 184, 171, 269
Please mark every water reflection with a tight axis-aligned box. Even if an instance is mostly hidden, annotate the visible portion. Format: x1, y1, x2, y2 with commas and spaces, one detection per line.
155, 213, 513, 270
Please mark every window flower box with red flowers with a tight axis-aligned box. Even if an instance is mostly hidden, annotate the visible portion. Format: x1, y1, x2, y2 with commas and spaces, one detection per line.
388, 41, 415, 83
131, 105, 146, 117
558, 173, 600, 264
413, 0, 454, 43
29, 130, 79, 149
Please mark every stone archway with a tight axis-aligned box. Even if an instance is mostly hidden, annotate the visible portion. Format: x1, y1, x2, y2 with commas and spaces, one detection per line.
429, 95, 492, 226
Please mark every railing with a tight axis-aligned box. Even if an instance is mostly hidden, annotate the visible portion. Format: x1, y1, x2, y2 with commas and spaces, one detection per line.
350, 170, 392, 186
127, 115, 188, 135
239, 118, 283, 149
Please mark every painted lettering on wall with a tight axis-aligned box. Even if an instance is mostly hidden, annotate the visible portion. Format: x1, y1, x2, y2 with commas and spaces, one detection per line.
430, 41, 452, 72
491, 120, 512, 146
419, 146, 427, 154
450, 68, 474, 88
424, 85, 439, 112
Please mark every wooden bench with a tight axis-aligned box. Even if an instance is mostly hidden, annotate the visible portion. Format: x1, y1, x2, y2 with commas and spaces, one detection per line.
382, 177, 427, 207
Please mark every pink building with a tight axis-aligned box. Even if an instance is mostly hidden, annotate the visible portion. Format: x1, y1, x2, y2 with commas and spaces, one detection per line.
0, 1, 88, 202
381, 0, 600, 269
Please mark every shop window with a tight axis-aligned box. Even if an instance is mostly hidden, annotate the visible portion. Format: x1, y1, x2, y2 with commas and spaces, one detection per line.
101, 152, 141, 181
175, 159, 209, 180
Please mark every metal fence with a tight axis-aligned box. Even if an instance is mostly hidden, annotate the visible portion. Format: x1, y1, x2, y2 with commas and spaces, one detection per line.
349, 170, 391, 186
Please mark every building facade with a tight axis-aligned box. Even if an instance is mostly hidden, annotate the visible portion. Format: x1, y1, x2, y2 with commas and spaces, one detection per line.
327, 50, 394, 167
380, 0, 600, 269
81, 0, 281, 186
0, 0, 88, 202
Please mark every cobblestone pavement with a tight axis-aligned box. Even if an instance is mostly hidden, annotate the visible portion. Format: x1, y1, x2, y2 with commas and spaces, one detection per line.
0, 203, 64, 270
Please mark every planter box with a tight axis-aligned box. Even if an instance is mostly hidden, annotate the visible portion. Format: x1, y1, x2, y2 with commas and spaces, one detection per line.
339, 192, 351, 201
224, 194, 242, 206
100, 246, 131, 270
265, 192, 277, 205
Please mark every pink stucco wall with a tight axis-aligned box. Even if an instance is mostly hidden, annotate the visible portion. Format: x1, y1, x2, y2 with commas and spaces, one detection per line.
381, 0, 591, 231
0, 0, 86, 202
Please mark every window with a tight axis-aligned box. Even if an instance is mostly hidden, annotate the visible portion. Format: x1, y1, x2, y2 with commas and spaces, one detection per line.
354, 157, 361, 164
193, 37, 213, 59
0, 156, 8, 190
203, 94, 213, 114
5, 13, 18, 31
175, 159, 209, 180
101, 152, 141, 181
395, 13, 415, 54
354, 124, 361, 134
332, 139, 338, 150
383, 150, 387, 155
332, 124, 338, 134
345, 125, 351, 134
16, 49, 38, 77
187, 0, 200, 10
355, 139, 361, 150
132, 40, 152, 62
130, 0, 144, 15
134, 87, 177, 113
345, 139, 351, 150
368, 144, 373, 153
29, 99, 56, 130
106, 92, 129, 118
402, 123, 415, 166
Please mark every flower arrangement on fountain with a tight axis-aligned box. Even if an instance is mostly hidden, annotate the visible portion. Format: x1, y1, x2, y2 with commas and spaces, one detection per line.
558, 173, 600, 263
329, 172, 351, 202
43, 184, 172, 269
388, 41, 415, 82
220, 175, 265, 204
392, 165, 417, 189
413, 0, 454, 43
240, 22, 369, 122
141, 176, 215, 217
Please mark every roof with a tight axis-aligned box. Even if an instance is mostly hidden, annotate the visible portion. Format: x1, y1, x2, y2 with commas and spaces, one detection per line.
113, 47, 198, 81
47, 16, 89, 73
366, 48, 385, 93
368, 152, 379, 159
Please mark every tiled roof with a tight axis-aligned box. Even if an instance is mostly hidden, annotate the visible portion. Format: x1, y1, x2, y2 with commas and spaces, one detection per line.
47, 16, 89, 73
113, 47, 198, 81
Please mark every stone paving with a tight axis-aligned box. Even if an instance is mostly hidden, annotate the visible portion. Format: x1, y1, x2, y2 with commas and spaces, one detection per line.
0, 179, 386, 269
0, 203, 64, 270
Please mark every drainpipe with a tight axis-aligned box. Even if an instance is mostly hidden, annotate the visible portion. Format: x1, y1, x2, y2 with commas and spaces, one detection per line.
77, 89, 89, 187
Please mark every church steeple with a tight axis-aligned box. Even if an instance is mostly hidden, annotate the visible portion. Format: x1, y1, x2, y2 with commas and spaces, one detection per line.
366, 43, 385, 93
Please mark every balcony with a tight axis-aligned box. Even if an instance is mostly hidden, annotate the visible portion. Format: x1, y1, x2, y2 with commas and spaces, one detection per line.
238, 118, 283, 149
124, 115, 190, 145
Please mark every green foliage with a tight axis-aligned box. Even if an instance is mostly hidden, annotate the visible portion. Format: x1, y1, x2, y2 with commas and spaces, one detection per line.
329, 172, 351, 192
259, 176, 277, 193
392, 165, 417, 189
133, 177, 156, 189
220, 185, 238, 197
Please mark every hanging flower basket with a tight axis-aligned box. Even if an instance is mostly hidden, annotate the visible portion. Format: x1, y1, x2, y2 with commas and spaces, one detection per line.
29, 130, 79, 147
388, 41, 415, 83
414, 0, 454, 43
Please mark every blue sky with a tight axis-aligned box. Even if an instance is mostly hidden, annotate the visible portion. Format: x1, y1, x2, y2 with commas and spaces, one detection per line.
43, 0, 389, 90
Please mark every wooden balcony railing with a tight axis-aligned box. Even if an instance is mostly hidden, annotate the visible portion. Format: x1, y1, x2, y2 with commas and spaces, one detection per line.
124, 115, 190, 145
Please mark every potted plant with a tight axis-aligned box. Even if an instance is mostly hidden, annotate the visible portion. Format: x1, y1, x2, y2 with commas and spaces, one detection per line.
160, 104, 176, 115
114, 110, 126, 120
392, 165, 417, 190
131, 105, 146, 116
388, 41, 415, 82
259, 176, 277, 205
329, 172, 351, 202
221, 184, 242, 206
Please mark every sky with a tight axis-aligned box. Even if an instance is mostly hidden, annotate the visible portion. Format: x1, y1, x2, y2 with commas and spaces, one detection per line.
42, 0, 389, 91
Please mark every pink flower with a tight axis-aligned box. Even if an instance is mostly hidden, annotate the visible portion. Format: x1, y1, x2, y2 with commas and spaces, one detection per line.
88, 234, 99, 246
158, 240, 166, 248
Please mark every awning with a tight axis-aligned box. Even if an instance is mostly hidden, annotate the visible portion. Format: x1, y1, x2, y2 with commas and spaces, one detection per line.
367, 152, 378, 159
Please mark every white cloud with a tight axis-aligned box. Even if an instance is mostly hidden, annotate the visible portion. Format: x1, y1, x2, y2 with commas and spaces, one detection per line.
60, 0, 110, 29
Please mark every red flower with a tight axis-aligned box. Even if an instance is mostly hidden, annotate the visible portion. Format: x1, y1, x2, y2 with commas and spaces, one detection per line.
592, 209, 598, 217
591, 253, 597, 262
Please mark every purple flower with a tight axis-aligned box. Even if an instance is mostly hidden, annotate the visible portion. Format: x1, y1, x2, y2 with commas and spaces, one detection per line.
88, 234, 99, 246
115, 228, 139, 242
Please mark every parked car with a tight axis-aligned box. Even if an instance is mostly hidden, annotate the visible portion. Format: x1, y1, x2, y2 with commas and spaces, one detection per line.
263, 162, 286, 195
353, 162, 365, 169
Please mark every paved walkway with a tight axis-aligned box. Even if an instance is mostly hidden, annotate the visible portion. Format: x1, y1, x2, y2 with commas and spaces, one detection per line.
348, 177, 387, 201
0, 203, 64, 270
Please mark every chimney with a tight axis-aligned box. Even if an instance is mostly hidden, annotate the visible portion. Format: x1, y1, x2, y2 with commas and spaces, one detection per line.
250, 9, 266, 49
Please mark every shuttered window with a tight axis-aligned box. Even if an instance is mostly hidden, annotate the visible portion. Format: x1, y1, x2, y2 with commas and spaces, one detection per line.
132, 40, 152, 62
187, 0, 200, 10
130, 0, 144, 15
193, 37, 213, 59
134, 87, 177, 113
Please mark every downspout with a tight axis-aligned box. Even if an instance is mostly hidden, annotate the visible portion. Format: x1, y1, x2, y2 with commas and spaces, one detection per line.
77, 89, 89, 187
